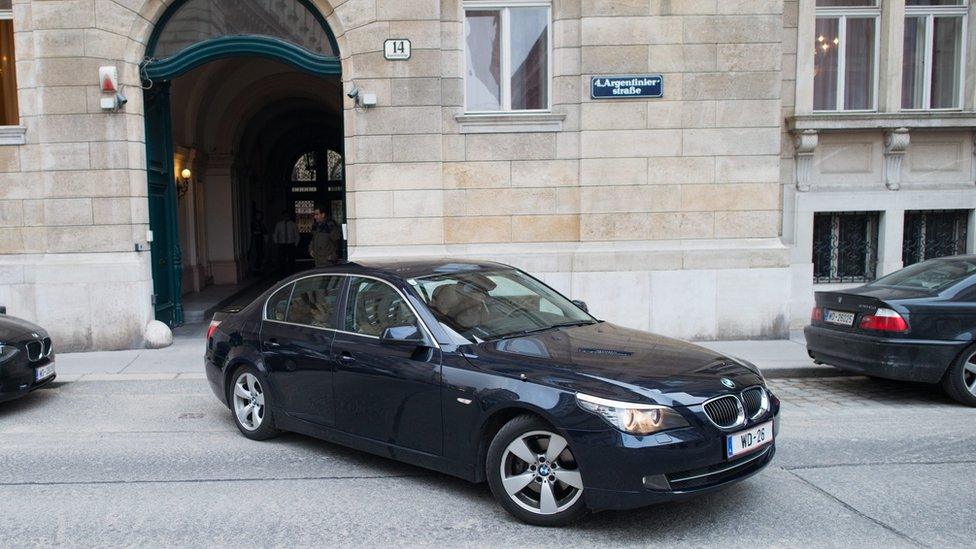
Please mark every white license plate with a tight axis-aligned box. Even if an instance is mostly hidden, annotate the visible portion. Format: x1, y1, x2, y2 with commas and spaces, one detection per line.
34, 362, 55, 382
824, 309, 855, 326
726, 420, 773, 459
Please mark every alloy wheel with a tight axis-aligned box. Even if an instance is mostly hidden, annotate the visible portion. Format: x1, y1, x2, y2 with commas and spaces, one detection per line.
964, 351, 976, 397
233, 373, 265, 431
499, 430, 583, 515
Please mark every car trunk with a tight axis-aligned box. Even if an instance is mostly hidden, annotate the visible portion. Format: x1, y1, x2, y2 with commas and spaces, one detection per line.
813, 285, 935, 334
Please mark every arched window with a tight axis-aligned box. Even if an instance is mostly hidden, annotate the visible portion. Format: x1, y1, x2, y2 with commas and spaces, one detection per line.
152, 0, 337, 59
290, 150, 343, 183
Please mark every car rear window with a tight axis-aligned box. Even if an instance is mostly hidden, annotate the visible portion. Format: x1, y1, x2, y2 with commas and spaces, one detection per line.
867, 258, 976, 292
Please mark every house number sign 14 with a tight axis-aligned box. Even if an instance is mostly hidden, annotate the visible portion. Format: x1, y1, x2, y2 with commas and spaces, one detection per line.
384, 39, 411, 60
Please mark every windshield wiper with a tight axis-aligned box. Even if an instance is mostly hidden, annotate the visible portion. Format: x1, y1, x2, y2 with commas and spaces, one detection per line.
487, 320, 597, 341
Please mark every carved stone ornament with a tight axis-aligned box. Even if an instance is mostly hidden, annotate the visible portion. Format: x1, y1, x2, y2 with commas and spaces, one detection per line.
792, 130, 819, 192
883, 128, 911, 191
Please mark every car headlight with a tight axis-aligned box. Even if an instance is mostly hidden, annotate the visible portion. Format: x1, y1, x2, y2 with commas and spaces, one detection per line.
576, 393, 689, 435
0, 344, 18, 363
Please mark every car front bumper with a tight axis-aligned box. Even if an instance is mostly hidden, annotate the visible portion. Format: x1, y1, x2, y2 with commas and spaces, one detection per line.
566, 412, 780, 512
804, 325, 962, 383
0, 358, 57, 403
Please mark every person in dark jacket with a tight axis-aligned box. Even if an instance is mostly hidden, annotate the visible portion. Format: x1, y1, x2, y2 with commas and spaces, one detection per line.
309, 204, 340, 267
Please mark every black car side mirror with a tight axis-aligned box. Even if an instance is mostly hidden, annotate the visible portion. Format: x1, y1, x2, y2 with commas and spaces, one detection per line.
571, 300, 588, 313
380, 325, 425, 346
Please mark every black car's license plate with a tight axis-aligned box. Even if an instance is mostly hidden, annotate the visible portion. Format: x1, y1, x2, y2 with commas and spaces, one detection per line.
824, 309, 855, 326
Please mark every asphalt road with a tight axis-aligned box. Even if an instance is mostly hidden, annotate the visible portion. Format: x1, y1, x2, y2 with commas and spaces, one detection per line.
0, 376, 973, 548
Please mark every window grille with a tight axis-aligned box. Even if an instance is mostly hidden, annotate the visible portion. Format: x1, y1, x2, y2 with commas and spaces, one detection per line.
813, 211, 880, 283
903, 210, 969, 266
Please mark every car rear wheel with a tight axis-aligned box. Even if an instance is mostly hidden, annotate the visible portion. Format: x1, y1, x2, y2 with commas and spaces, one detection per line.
941, 345, 976, 407
486, 415, 587, 526
229, 365, 281, 440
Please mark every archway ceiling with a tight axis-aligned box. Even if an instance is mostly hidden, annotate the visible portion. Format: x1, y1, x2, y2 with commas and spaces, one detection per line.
239, 106, 341, 185
170, 57, 341, 153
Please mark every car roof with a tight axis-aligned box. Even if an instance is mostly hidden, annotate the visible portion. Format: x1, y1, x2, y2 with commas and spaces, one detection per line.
302, 258, 515, 280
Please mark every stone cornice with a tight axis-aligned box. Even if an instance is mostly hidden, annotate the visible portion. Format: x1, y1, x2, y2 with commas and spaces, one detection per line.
787, 112, 976, 131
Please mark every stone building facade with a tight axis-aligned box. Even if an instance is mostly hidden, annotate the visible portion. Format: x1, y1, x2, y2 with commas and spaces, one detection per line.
0, 0, 972, 351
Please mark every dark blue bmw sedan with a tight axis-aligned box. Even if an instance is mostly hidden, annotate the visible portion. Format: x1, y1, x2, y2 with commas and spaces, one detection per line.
205, 260, 779, 525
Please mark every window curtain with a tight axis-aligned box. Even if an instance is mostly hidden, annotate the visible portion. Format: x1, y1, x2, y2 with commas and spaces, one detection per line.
843, 18, 875, 109
0, 20, 17, 126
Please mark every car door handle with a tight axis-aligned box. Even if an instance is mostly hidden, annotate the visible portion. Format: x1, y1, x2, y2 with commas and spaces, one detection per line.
264, 339, 281, 349
337, 352, 355, 363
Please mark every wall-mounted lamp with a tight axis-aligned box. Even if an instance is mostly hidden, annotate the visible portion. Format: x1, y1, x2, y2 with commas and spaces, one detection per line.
176, 168, 191, 199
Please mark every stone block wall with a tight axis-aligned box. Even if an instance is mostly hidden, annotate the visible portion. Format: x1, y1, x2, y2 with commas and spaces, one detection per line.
0, 0, 803, 349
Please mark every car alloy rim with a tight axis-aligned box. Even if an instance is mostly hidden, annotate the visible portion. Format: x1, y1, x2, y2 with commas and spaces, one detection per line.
233, 373, 265, 431
964, 352, 976, 397
499, 430, 583, 515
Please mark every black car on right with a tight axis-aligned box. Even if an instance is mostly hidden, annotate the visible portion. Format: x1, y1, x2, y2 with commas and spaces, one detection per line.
806, 255, 976, 406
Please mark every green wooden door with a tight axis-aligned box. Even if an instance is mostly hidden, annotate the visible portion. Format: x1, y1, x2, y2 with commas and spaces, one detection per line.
144, 83, 183, 326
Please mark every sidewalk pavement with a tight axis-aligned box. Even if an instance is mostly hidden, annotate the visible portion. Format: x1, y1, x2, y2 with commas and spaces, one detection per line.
53, 323, 846, 382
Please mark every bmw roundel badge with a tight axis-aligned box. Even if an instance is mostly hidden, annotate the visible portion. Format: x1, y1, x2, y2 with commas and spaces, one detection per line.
721, 378, 736, 389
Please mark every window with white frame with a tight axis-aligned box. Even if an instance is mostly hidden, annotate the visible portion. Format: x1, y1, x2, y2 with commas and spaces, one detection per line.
0, 0, 17, 126
902, 0, 968, 110
813, 1, 880, 111
463, 1, 551, 113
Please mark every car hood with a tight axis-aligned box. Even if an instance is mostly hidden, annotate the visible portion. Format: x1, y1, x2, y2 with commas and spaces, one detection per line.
466, 322, 762, 406
0, 315, 47, 343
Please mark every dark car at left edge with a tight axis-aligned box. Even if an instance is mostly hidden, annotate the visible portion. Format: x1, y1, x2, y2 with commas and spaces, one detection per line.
0, 309, 56, 403
205, 259, 780, 526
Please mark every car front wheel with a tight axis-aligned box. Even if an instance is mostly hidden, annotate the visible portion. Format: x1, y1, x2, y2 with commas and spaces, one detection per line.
486, 415, 587, 526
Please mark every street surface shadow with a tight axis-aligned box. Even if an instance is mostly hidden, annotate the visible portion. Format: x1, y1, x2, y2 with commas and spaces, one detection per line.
0, 384, 61, 417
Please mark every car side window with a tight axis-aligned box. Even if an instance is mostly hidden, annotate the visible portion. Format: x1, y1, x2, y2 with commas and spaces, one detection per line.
957, 284, 976, 303
286, 276, 343, 329
345, 277, 420, 337
265, 283, 294, 321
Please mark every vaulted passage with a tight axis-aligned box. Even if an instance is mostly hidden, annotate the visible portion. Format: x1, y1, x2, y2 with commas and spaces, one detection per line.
140, 0, 343, 326
161, 57, 345, 322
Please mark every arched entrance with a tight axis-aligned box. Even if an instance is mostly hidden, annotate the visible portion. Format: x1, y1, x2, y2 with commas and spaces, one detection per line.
141, 0, 342, 326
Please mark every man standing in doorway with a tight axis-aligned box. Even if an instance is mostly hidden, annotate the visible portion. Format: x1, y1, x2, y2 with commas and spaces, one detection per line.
309, 204, 340, 267
273, 210, 299, 274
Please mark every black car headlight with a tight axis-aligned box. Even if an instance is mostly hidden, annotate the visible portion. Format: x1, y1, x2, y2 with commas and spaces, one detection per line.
576, 393, 689, 435
0, 344, 18, 364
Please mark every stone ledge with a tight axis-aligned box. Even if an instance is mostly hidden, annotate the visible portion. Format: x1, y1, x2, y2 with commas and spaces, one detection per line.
788, 112, 976, 132
0, 125, 27, 145
455, 112, 566, 134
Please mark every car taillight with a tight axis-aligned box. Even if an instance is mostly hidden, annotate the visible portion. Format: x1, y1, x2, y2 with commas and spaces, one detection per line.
858, 308, 908, 333
811, 306, 823, 323
206, 320, 221, 339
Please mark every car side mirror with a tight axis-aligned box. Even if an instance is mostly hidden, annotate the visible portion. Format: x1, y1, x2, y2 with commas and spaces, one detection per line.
571, 300, 588, 313
380, 325, 425, 346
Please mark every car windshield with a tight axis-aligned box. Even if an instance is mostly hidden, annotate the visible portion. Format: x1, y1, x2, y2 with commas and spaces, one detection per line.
410, 268, 595, 343
867, 257, 976, 293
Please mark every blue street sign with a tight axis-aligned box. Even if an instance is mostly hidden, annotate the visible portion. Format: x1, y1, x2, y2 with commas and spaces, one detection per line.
590, 75, 664, 99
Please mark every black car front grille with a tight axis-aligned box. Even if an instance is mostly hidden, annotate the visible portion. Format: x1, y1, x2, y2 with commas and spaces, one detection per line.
25, 340, 43, 362
22, 338, 51, 362
703, 395, 742, 429
742, 387, 766, 418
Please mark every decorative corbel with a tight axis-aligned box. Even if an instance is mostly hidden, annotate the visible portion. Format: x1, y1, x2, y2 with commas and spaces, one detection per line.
883, 128, 910, 191
792, 130, 818, 192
